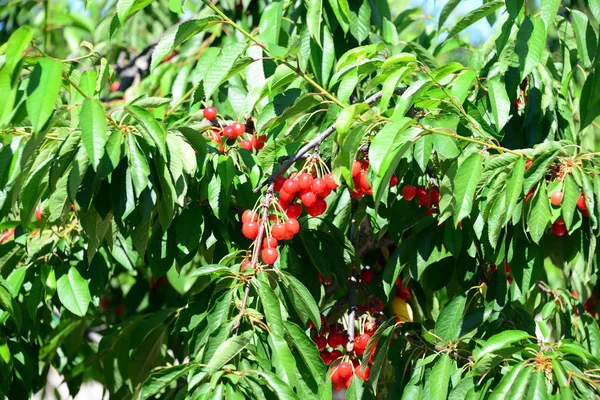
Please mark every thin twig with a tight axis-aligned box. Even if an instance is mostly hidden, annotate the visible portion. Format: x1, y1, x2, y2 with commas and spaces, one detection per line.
233, 184, 275, 334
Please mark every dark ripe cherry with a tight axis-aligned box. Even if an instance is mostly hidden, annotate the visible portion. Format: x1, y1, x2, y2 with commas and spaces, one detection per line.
307, 199, 327, 217
314, 335, 328, 351
272, 223, 287, 240
418, 195, 429, 207
203, 106, 217, 120
337, 362, 353, 379
261, 248, 278, 264
278, 199, 290, 210
262, 237, 278, 248
320, 350, 332, 365
224, 125, 236, 139
241, 209, 258, 224
352, 160, 362, 177
360, 269, 375, 283
402, 185, 417, 200
242, 221, 259, 239
390, 174, 399, 187
416, 186, 427, 198
232, 122, 245, 137
283, 178, 300, 193
240, 139, 253, 151
324, 173, 338, 189
552, 221, 567, 236
279, 189, 295, 202
577, 193, 587, 211
300, 190, 317, 207
327, 332, 343, 348
286, 218, 300, 235
254, 135, 266, 150
330, 350, 343, 361
297, 173, 314, 190
286, 203, 302, 219
311, 178, 327, 196
274, 176, 286, 192
429, 188, 440, 205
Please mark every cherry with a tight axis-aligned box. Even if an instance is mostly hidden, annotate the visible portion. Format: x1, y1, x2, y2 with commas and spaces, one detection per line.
279, 189, 295, 202
359, 171, 371, 191
311, 178, 328, 196
274, 176, 286, 192
402, 185, 417, 200
352, 161, 362, 177
223, 126, 236, 140
320, 350, 332, 365
261, 248, 278, 264
428, 188, 440, 206
390, 174, 398, 187
241, 209, 258, 224
278, 199, 290, 210
330, 367, 341, 383
240, 139, 253, 151
286, 219, 300, 235
525, 159, 533, 169
35, 208, 42, 221
330, 350, 343, 360
307, 199, 327, 217
100, 296, 111, 310
110, 81, 120, 92
272, 223, 287, 240
203, 106, 217, 121
337, 362, 353, 379
324, 174, 338, 190
300, 190, 317, 207
286, 203, 302, 219
354, 365, 370, 381
577, 194, 587, 211
283, 179, 300, 193
241, 259, 253, 271
360, 269, 375, 283
350, 188, 365, 198
232, 122, 245, 137
114, 304, 124, 317
525, 188, 536, 202
418, 195, 429, 207
416, 186, 427, 198
550, 191, 563, 206
354, 333, 370, 355
552, 220, 567, 236
242, 221, 259, 239
252, 135, 266, 150
364, 320, 377, 334
327, 332, 344, 348
314, 335, 328, 351
262, 237, 278, 249
297, 173, 313, 190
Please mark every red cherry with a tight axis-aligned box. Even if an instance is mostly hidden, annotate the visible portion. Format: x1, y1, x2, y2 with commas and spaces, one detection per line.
354, 333, 370, 355
525, 188, 536, 202
311, 178, 327, 196
114, 304, 124, 316
278, 199, 290, 210
35, 208, 42, 221
330, 367, 341, 383
330, 350, 343, 361
272, 223, 287, 240
364, 320, 377, 335
577, 194, 587, 211
286, 219, 300, 235
307, 199, 327, 217
262, 237, 278, 249
324, 174, 338, 190
320, 350, 332, 365
418, 195, 429, 207
241, 259, 253, 271
240, 139, 253, 151
550, 191, 563, 206
232, 122, 245, 137
300, 190, 317, 207
110, 81, 120, 92
223, 126, 236, 140
337, 362, 353, 379
350, 188, 365, 198
352, 161, 362, 177
242, 222, 259, 239
100, 296, 111, 310
274, 176, 286, 192
327, 332, 342, 348
552, 221, 567, 236
283, 179, 300, 193
359, 171, 371, 191
525, 159, 533, 169
333, 381, 345, 391
360, 269, 375, 283
203, 106, 217, 121
402, 185, 417, 201
261, 248, 279, 264
242, 209, 258, 224
416, 186, 427, 198
279, 189, 295, 202
429, 188, 440, 206
390, 174, 398, 187
354, 365, 370, 381
253, 135, 266, 150
297, 173, 314, 190
314, 335, 328, 351
286, 203, 302, 219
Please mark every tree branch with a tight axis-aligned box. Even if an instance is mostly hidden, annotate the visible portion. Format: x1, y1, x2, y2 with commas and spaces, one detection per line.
253, 87, 406, 193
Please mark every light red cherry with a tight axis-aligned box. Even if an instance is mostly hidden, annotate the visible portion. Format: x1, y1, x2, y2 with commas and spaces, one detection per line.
286, 219, 300, 235
283, 179, 300, 193
354, 333, 370, 355
324, 174, 338, 190
297, 173, 313, 190
337, 362, 353, 379
402, 185, 417, 200
311, 178, 327, 196
203, 106, 217, 121
279, 189, 295, 202
300, 190, 317, 207
240, 139, 253, 151
272, 223, 287, 241
262, 237, 278, 249
261, 248, 278, 264
242, 221, 259, 239
242, 209, 258, 224
550, 191, 563, 206
354, 365, 370, 381
232, 122, 245, 137
352, 160, 362, 177
577, 194, 587, 211
286, 203, 302, 219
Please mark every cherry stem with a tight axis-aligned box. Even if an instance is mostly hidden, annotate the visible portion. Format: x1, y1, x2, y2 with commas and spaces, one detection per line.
233, 183, 275, 335
253, 88, 406, 193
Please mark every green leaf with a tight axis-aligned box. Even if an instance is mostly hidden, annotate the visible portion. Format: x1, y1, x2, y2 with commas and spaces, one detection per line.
526, 371, 548, 400
80, 99, 108, 170
487, 78, 511, 131
255, 273, 284, 337
429, 354, 454, 400
150, 16, 220, 71
259, 2, 283, 45
204, 43, 248, 99
56, 267, 91, 317
307, 0, 322, 45
590, 0, 600, 23
129, 324, 166, 385
452, 153, 482, 226
540, 0, 561, 31
439, 0, 461, 30
26, 58, 63, 132
126, 105, 167, 158
335, 104, 368, 137
126, 133, 150, 197
580, 70, 600, 130
503, 157, 526, 225
435, 295, 466, 341
141, 364, 196, 399
0, 281, 21, 329
282, 273, 321, 330
254, 371, 300, 400
561, 174, 579, 230
187, 265, 230, 278
515, 17, 546, 81
446, 1, 503, 39
284, 322, 326, 385
3, 25, 34, 74
349, 0, 371, 44
527, 182, 551, 244
473, 330, 530, 361
488, 362, 527, 400
207, 331, 253, 372
571, 10, 596, 69
117, 0, 153, 23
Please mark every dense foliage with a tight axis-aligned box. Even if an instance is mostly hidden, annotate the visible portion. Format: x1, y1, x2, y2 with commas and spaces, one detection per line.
1, 0, 600, 398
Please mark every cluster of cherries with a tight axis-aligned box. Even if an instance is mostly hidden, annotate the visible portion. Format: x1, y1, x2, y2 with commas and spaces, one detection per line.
401, 184, 440, 210
311, 315, 377, 390
202, 106, 266, 153
549, 191, 589, 236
